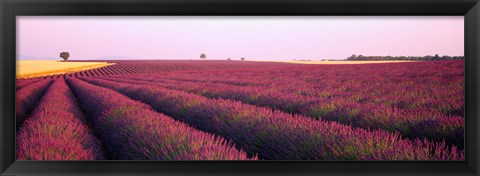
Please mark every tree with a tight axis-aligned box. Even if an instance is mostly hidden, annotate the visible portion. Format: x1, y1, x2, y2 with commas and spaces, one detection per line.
241, 57, 245, 61
200, 53, 206, 60
347, 54, 357, 60
60, 52, 70, 61
227, 58, 231, 61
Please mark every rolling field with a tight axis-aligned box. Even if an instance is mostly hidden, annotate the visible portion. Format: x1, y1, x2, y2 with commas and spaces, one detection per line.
15, 60, 465, 160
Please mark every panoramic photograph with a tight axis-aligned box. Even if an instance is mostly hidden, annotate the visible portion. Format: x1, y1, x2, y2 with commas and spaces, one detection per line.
16, 16, 464, 160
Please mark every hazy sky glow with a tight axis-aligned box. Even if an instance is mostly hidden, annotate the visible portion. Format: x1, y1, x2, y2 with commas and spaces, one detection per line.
17, 16, 464, 60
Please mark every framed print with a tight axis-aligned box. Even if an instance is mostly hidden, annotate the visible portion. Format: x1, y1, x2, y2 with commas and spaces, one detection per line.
1, 0, 479, 175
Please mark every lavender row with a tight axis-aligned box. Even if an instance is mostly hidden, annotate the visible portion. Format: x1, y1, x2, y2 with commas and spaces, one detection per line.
17, 79, 104, 160
142, 61, 464, 118
37, 60, 288, 79
16, 79, 54, 126
16, 78, 41, 90
101, 76, 464, 148
67, 78, 253, 160
82, 77, 463, 160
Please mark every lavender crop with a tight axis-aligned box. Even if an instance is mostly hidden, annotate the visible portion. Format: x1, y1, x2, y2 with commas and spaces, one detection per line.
38, 60, 287, 79
16, 79, 54, 126
100, 74, 464, 148
16, 79, 104, 160
16, 78, 41, 90
67, 78, 253, 160
82, 77, 463, 160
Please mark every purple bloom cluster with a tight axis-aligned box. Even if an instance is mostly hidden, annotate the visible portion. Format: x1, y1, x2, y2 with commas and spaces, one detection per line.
17, 79, 104, 160
16, 78, 41, 90
67, 78, 254, 160
81, 77, 463, 160
101, 64, 464, 148
16, 79, 54, 126
39, 60, 288, 79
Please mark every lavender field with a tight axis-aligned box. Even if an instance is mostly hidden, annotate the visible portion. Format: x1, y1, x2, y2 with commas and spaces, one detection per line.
15, 60, 465, 160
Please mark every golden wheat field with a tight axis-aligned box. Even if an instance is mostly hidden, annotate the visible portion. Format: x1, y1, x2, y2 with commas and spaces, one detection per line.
16, 60, 114, 78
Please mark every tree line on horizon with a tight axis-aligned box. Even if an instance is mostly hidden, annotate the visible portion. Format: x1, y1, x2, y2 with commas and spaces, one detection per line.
346, 54, 464, 61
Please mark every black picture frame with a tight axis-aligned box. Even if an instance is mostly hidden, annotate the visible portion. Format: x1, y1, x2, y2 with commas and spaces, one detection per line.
1, 0, 479, 175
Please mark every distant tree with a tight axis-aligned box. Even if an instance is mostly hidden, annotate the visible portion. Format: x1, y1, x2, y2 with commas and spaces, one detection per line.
347, 54, 357, 60
241, 57, 245, 61
227, 58, 231, 61
60, 52, 70, 61
433, 54, 440, 61
200, 53, 206, 60
424, 55, 434, 61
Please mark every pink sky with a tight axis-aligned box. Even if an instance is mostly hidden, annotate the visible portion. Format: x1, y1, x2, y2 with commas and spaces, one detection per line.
17, 16, 464, 60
